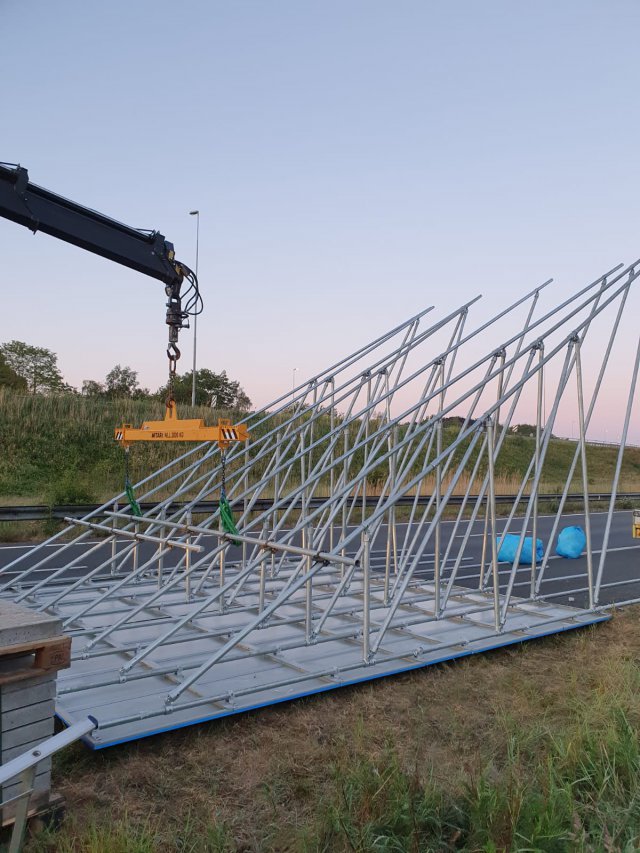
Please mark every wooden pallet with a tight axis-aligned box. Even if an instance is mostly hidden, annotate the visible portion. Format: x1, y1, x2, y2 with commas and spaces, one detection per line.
0, 636, 71, 686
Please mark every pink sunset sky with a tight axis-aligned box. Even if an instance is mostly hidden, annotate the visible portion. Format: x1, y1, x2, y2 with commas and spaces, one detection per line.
2, 1, 639, 442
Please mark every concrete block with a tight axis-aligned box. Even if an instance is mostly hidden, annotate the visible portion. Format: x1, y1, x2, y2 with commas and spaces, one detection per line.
1, 719, 54, 752
2, 764, 51, 804
1, 699, 55, 733
0, 607, 62, 818
0, 602, 62, 648
1, 674, 57, 696
2, 736, 54, 763
0, 679, 56, 713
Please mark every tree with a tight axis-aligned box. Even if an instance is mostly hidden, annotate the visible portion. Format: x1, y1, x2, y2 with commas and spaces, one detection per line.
104, 365, 149, 399
81, 379, 105, 397
0, 340, 67, 394
157, 368, 252, 411
82, 367, 149, 398
234, 388, 252, 412
0, 352, 27, 390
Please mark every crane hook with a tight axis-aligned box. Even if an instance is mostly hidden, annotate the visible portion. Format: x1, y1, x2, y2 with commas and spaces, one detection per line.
167, 341, 181, 376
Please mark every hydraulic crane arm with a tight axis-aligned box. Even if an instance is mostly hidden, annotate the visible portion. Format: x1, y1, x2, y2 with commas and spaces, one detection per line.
0, 162, 202, 372
0, 161, 248, 455
0, 162, 180, 284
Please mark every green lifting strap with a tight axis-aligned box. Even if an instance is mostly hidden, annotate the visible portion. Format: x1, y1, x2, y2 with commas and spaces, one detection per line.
125, 478, 142, 518
219, 487, 240, 546
123, 449, 142, 517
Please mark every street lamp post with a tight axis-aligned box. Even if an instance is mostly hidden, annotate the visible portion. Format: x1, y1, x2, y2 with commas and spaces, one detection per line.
292, 367, 298, 395
189, 210, 200, 407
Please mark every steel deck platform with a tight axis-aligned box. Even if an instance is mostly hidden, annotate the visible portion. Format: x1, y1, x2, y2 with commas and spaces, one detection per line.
46, 566, 607, 749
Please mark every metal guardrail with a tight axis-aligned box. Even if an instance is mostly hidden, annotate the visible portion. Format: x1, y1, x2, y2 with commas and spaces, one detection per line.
2, 493, 639, 523
0, 716, 96, 852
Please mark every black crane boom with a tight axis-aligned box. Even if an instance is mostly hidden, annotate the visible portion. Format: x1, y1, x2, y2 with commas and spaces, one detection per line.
0, 162, 202, 377
0, 163, 182, 286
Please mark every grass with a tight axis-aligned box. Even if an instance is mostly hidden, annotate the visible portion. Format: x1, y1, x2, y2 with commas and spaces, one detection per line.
0, 389, 239, 505
315, 703, 640, 851
2, 388, 640, 514
15, 607, 640, 852
26, 814, 235, 853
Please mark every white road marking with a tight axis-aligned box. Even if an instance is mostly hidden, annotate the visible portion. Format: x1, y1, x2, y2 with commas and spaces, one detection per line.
0, 540, 105, 550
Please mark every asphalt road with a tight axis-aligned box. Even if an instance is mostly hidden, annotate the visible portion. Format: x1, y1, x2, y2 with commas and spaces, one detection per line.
0, 510, 638, 611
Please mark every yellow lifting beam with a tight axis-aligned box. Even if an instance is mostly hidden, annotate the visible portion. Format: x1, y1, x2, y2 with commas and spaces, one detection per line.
114, 401, 249, 450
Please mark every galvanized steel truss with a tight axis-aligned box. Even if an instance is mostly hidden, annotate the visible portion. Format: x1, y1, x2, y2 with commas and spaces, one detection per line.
2, 259, 639, 746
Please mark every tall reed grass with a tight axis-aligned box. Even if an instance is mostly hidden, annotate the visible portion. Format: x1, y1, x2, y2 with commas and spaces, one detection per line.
2, 389, 639, 508
0, 390, 238, 503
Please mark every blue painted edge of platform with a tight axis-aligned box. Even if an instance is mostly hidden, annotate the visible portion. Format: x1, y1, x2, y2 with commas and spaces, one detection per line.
56, 612, 610, 750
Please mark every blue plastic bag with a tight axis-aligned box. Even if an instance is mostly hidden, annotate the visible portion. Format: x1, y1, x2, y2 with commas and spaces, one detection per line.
497, 533, 543, 565
556, 525, 586, 559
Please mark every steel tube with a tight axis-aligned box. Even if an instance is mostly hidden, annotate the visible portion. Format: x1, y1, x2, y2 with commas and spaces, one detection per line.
64, 518, 204, 552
